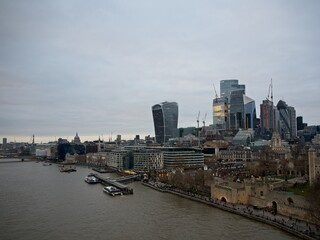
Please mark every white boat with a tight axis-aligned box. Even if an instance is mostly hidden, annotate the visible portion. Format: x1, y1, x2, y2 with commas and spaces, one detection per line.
103, 186, 123, 196
84, 176, 99, 184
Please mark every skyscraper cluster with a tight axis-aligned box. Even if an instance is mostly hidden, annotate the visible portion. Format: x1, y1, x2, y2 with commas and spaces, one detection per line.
152, 79, 299, 144
213, 79, 298, 141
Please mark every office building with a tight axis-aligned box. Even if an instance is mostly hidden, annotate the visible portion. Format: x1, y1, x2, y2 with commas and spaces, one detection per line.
216, 80, 255, 131
276, 100, 297, 140
162, 147, 204, 169
116, 135, 121, 143
133, 149, 163, 172
220, 79, 245, 101
244, 95, 257, 129
212, 97, 229, 130
297, 116, 304, 131
173, 127, 196, 138
229, 90, 245, 129
152, 102, 178, 144
2, 138, 7, 149
260, 99, 275, 138
108, 149, 133, 170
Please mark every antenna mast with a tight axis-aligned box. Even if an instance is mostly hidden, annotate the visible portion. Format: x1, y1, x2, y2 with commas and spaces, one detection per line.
271, 78, 273, 103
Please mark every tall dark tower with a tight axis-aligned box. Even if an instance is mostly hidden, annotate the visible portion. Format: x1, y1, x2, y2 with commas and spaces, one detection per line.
152, 102, 178, 144
297, 116, 304, 131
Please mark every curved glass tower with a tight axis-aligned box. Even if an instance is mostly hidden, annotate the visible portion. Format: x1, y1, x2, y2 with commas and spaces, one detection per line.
276, 100, 297, 140
152, 102, 178, 144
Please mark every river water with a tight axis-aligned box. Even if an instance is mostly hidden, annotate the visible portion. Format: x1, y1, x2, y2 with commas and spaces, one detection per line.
0, 159, 297, 240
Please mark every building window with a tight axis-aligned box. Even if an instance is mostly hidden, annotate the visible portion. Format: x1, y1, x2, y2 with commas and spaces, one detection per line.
260, 191, 263, 196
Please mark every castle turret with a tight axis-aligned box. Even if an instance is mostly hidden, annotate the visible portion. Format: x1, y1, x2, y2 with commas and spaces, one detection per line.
308, 147, 317, 185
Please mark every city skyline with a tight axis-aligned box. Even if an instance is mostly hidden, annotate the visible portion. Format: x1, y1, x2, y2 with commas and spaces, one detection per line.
1, 1, 320, 143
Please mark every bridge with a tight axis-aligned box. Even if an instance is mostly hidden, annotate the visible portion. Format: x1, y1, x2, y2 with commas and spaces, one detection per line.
0, 159, 32, 164
91, 173, 141, 195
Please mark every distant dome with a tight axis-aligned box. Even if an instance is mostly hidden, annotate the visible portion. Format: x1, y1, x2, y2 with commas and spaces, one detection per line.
74, 132, 81, 143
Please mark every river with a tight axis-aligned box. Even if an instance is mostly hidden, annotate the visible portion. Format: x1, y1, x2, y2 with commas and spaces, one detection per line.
0, 159, 298, 240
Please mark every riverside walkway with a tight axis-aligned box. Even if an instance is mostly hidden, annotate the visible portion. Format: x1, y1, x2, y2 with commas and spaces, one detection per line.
143, 181, 320, 240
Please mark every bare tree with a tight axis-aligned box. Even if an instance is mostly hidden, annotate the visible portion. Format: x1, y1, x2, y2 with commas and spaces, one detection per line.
305, 178, 320, 225
170, 170, 185, 189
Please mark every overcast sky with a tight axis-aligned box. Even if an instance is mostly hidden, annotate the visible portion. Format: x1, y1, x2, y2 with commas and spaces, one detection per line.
1, 0, 319, 143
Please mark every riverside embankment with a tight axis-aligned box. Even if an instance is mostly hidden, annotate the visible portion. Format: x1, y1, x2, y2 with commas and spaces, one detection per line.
142, 181, 320, 240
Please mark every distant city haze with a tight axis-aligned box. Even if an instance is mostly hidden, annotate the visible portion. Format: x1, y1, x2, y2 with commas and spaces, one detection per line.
1, 1, 320, 143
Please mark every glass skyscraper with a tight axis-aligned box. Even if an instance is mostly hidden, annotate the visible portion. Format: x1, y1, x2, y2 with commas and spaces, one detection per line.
212, 97, 228, 130
220, 79, 245, 101
152, 102, 178, 144
276, 100, 297, 140
244, 95, 257, 129
229, 90, 245, 129
213, 80, 256, 131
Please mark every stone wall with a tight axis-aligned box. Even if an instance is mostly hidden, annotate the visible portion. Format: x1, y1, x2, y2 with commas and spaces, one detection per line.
211, 183, 249, 204
211, 181, 314, 223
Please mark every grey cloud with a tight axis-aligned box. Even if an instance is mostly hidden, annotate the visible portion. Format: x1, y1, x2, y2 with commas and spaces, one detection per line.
0, 0, 320, 141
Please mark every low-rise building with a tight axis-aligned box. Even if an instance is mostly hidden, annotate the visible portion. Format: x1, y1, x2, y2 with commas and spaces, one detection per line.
218, 147, 253, 162
65, 153, 86, 163
133, 149, 163, 172
162, 148, 204, 169
108, 149, 133, 171
86, 152, 109, 166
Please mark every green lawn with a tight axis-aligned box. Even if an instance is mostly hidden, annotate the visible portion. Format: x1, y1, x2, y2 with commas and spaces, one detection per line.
287, 182, 310, 196
270, 175, 296, 180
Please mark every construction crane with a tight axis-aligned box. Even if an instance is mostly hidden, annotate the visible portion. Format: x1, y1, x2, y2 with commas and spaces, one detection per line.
197, 111, 200, 128
266, 78, 273, 102
202, 113, 207, 127
213, 83, 218, 98
213, 82, 218, 103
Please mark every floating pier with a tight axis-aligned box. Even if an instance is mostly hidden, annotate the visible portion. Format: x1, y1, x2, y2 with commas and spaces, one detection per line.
90, 173, 139, 195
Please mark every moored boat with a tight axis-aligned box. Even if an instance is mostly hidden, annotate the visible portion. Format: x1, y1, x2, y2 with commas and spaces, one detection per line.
84, 176, 99, 184
103, 186, 123, 197
60, 166, 77, 172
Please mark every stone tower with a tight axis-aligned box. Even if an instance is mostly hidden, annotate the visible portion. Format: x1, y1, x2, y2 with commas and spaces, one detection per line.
308, 147, 316, 185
